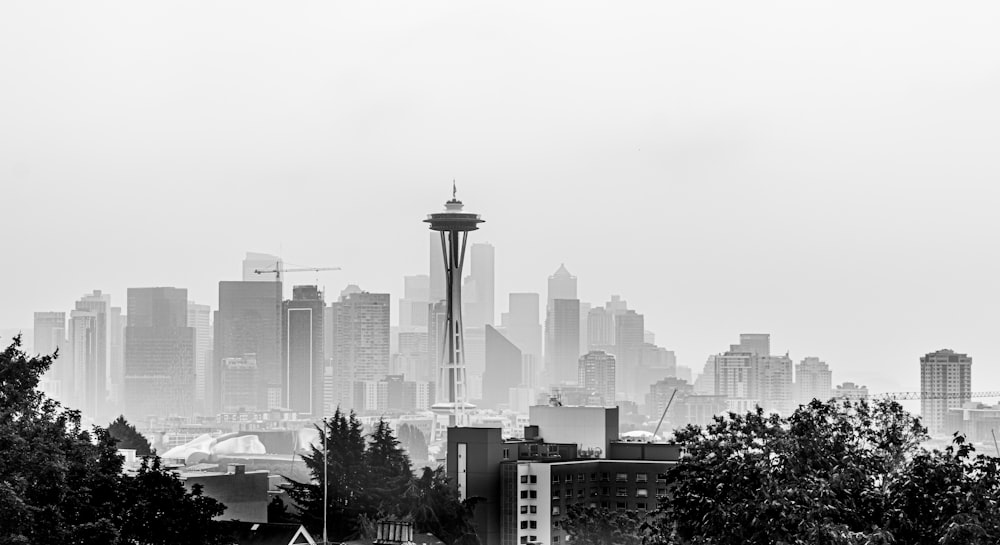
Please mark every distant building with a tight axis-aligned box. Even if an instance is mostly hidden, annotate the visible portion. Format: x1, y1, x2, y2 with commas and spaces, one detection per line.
34, 311, 66, 397
187, 302, 212, 412
429, 232, 446, 304
920, 349, 972, 435
587, 307, 615, 353
834, 381, 869, 401
242, 252, 281, 282
330, 290, 390, 412
795, 357, 832, 405
68, 309, 98, 413
499, 293, 542, 368
75, 290, 111, 419
282, 285, 325, 416
615, 310, 645, 397
545, 298, 580, 385
463, 243, 495, 329
220, 356, 258, 412
737, 333, 770, 357
712, 352, 757, 413
124, 287, 195, 419
578, 351, 616, 406
483, 326, 522, 409
399, 274, 430, 330
214, 281, 282, 414
180, 463, 268, 522
756, 355, 793, 415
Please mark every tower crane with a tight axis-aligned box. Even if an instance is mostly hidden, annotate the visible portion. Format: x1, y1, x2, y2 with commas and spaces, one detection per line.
874, 391, 1000, 401
253, 262, 342, 282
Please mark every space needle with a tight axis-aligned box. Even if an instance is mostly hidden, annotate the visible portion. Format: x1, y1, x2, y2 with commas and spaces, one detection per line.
425, 182, 484, 431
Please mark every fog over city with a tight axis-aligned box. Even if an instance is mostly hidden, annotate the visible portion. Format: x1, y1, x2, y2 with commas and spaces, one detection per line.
4, 1, 1000, 398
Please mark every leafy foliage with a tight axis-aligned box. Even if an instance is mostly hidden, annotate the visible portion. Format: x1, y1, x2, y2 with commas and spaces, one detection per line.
108, 414, 153, 455
398, 422, 429, 464
0, 335, 228, 545
557, 504, 647, 545
286, 410, 479, 544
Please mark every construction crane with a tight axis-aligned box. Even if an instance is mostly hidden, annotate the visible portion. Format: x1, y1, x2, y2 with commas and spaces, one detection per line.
874, 391, 1000, 401
253, 263, 341, 282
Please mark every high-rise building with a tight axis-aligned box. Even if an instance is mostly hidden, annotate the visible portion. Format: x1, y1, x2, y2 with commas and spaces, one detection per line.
463, 243, 495, 329
920, 349, 972, 435
220, 355, 258, 412
736, 333, 770, 357
67, 310, 97, 413
835, 382, 869, 401
124, 287, 194, 419
545, 298, 580, 385
794, 357, 832, 405
75, 290, 110, 419
242, 252, 282, 282
283, 285, 325, 416
330, 290, 390, 412
34, 312, 66, 398
614, 310, 645, 390
756, 355, 794, 415
187, 301, 212, 412
587, 307, 615, 353
214, 281, 282, 414
108, 306, 125, 411
499, 293, 542, 368
397, 330, 431, 382
399, 274, 430, 330
712, 352, 757, 413
482, 325, 522, 409
546, 264, 577, 305
429, 232, 446, 304
578, 350, 616, 406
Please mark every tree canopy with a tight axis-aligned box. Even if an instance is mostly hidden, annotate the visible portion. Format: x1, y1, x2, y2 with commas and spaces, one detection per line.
561, 398, 1000, 545
0, 335, 228, 545
108, 414, 153, 455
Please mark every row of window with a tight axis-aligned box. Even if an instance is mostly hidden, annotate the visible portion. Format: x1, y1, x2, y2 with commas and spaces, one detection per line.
549, 487, 663, 499
549, 472, 668, 484
552, 501, 650, 516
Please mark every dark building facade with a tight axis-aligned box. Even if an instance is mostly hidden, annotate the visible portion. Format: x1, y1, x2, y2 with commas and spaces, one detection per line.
124, 287, 194, 419
545, 298, 580, 385
214, 281, 282, 414
282, 285, 325, 416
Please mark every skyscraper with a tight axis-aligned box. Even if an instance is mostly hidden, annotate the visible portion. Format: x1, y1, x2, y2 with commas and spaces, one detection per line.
499, 293, 542, 368
920, 349, 972, 435
242, 252, 282, 282
756, 355, 794, 415
578, 350, 616, 406
794, 357, 832, 405
546, 298, 580, 385
124, 287, 194, 419
399, 274, 430, 330
214, 281, 282, 414
67, 310, 97, 412
482, 325, 521, 409
429, 232, 446, 304
587, 306, 615, 353
463, 243, 495, 329
712, 352, 757, 413
75, 290, 110, 419
34, 311, 66, 397
283, 285, 325, 415
187, 301, 212, 412
547, 264, 577, 305
614, 309, 645, 396
108, 306, 125, 411
330, 290, 390, 412
737, 333, 770, 357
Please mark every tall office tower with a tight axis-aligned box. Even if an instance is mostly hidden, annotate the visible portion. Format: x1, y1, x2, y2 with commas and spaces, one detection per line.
693, 357, 716, 394
283, 286, 325, 415
214, 281, 283, 414
330, 290, 390, 412
736, 333, 770, 357
124, 288, 195, 419
429, 232, 446, 304
756, 355, 794, 415
499, 293, 543, 368
108, 306, 125, 410
578, 350, 616, 406
615, 310, 645, 396
578, 302, 590, 357
75, 290, 110, 419
398, 330, 431, 381
34, 312, 67, 397
425, 186, 483, 428
464, 327, 486, 401
547, 264, 577, 305
399, 274, 431, 330
463, 243, 495, 329
545, 298, 581, 385
920, 349, 972, 436
712, 352, 758, 413
220, 355, 258, 412
482, 325, 522, 409
187, 301, 212, 412
794, 357, 833, 405
587, 306, 615, 353
67, 310, 97, 412
242, 252, 282, 282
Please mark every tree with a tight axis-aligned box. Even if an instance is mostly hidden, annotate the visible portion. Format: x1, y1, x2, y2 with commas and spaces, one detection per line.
646, 398, 1000, 545
398, 423, 429, 464
400, 466, 482, 545
557, 505, 646, 545
0, 335, 228, 545
108, 414, 153, 455
360, 420, 414, 513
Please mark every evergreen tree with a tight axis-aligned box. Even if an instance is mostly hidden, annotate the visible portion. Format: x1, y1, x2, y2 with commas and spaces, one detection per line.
361, 419, 413, 513
398, 423, 429, 464
108, 414, 153, 455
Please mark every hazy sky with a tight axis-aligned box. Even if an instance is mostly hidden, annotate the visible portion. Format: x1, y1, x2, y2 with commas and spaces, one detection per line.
3, 2, 999, 396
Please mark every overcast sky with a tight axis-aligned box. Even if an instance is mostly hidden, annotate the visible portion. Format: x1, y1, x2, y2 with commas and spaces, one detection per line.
2, 2, 999, 396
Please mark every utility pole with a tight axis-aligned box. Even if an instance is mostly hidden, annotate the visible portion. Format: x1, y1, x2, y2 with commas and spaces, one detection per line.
323, 417, 328, 545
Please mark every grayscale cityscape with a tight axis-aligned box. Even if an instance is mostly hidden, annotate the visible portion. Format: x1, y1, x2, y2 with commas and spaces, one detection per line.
3, 3, 1000, 545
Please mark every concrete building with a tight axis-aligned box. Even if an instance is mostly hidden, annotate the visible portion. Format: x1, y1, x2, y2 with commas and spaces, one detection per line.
578, 351, 616, 407
757, 355, 794, 415
615, 310, 645, 398
920, 349, 972, 435
180, 463, 269, 522
545, 298, 580, 385
330, 290, 390, 412
528, 406, 618, 455
586, 307, 615, 353
712, 352, 757, 412
945, 403, 1000, 445
483, 325, 522, 409
34, 311, 66, 398
124, 287, 195, 419
75, 290, 111, 419
794, 357, 832, 405
464, 243, 495, 329
214, 281, 283, 414
834, 381, 869, 401
399, 274, 430, 330
68, 309, 98, 413
220, 355, 259, 412
499, 293, 542, 371
187, 301, 212, 412
282, 286, 325, 416
736, 333, 770, 357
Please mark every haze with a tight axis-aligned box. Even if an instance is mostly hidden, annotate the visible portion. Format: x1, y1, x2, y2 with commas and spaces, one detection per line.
2, 1, 999, 396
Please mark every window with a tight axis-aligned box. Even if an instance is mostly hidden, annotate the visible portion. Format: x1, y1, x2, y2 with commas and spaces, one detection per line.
552, 474, 560, 483
577, 473, 585, 482
530, 505, 537, 514
565, 475, 574, 483
503, 448, 511, 459
520, 491, 528, 499
520, 475, 528, 484
616, 487, 628, 497
615, 473, 628, 482
530, 537, 536, 542
552, 491, 560, 500
656, 473, 668, 483
590, 487, 599, 497
552, 506, 561, 516
601, 472, 610, 482
656, 488, 667, 498
564, 488, 573, 498
616, 501, 627, 511
577, 489, 585, 498
520, 506, 528, 514
529, 475, 537, 484
590, 472, 598, 481
601, 487, 610, 496
530, 521, 537, 529
636, 473, 648, 483
520, 538, 527, 544
636, 488, 648, 498
520, 521, 528, 529
589, 501, 597, 508
637, 502, 648, 510
529, 490, 537, 499
600, 501, 609, 509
